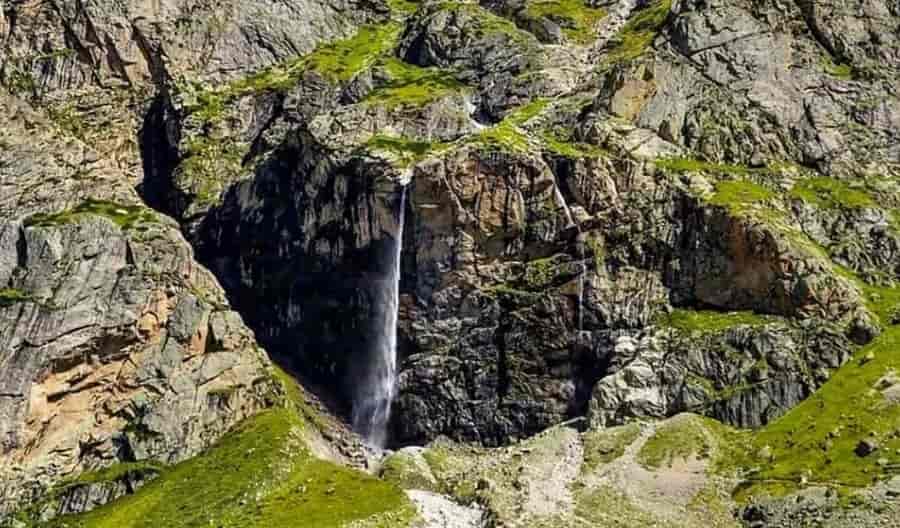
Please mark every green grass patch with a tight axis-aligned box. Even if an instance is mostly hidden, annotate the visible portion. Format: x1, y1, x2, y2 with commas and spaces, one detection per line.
185, 24, 402, 122
63, 462, 163, 488
707, 180, 777, 214
601, 0, 672, 67
467, 99, 549, 153
574, 486, 667, 526
471, 124, 532, 153
365, 134, 447, 167
582, 423, 641, 472
659, 308, 773, 334
832, 265, 900, 325
386, 0, 420, 15
0, 288, 31, 307
438, 2, 536, 44
379, 452, 438, 491
540, 130, 607, 158
638, 415, 714, 469
523, 255, 567, 289
736, 326, 900, 500
306, 24, 402, 82
24, 200, 158, 230
790, 177, 876, 210
175, 136, 248, 207
524, 0, 607, 44
654, 157, 759, 176
822, 56, 854, 80
638, 415, 747, 472
38, 408, 415, 528
365, 57, 464, 109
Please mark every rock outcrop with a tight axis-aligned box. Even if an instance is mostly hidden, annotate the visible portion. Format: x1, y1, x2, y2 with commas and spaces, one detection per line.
0, 94, 272, 518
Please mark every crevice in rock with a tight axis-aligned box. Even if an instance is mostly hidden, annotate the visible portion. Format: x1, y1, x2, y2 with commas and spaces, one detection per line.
570, 336, 611, 419
137, 94, 180, 216
794, 0, 844, 62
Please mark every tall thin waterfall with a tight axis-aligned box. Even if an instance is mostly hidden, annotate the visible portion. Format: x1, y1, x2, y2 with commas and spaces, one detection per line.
353, 187, 406, 448
577, 238, 585, 334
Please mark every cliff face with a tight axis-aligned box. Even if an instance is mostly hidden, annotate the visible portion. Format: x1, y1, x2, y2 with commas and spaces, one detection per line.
140, 0, 897, 447
0, 93, 274, 518
2, 0, 900, 526
0, 0, 370, 519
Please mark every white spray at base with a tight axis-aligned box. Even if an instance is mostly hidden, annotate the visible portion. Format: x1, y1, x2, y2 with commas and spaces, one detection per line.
353, 187, 407, 448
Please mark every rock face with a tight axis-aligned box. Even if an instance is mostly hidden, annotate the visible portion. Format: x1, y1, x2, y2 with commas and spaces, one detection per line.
127, 0, 900, 448
3, 0, 900, 524
0, 95, 273, 517
0, 0, 379, 519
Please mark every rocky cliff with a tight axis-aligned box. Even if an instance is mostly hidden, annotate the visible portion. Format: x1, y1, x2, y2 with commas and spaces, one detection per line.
1, 0, 900, 526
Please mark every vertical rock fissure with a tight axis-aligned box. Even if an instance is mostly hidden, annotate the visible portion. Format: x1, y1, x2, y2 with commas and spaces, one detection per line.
352, 186, 407, 448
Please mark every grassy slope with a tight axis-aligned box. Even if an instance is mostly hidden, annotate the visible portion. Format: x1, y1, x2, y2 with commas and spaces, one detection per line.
37, 370, 415, 528
736, 325, 900, 499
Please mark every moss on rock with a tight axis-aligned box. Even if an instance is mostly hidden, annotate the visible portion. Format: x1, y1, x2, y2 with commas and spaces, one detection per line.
659, 309, 773, 334
601, 0, 672, 68
24, 200, 158, 231
523, 0, 607, 44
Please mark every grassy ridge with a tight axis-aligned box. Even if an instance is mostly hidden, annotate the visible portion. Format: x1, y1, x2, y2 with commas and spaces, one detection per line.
34, 370, 415, 528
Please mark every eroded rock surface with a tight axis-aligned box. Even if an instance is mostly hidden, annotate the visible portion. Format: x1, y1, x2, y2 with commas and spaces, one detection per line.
0, 94, 272, 518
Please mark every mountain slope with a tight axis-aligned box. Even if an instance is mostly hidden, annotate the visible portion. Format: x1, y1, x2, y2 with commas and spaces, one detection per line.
1, 0, 899, 526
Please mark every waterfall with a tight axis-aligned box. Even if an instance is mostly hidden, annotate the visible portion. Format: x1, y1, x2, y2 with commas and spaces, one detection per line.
578, 239, 585, 334
353, 186, 406, 448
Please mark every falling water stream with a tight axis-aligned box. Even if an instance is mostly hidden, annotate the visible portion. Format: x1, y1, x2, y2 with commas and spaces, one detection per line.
578, 238, 585, 334
352, 187, 406, 448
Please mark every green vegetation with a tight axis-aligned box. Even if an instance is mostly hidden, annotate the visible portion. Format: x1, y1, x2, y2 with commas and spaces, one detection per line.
365, 134, 446, 167
540, 130, 607, 158
485, 284, 542, 306
585, 234, 606, 271
654, 157, 758, 176
468, 99, 549, 153
659, 308, 773, 334
638, 415, 747, 472
574, 486, 664, 526
524, 0, 607, 44
524, 255, 565, 289
832, 265, 900, 325
386, 0, 420, 16
185, 24, 402, 122
47, 103, 89, 140
601, 0, 672, 67
472, 122, 532, 153
365, 58, 464, 109
822, 56, 854, 80
64, 462, 163, 488
34, 371, 415, 528
379, 452, 438, 491
582, 423, 641, 472
506, 98, 551, 126
0, 288, 31, 307
735, 326, 900, 500
306, 24, 402, 82
638, 416, 715, 469
790, 177, 875, 210
24, 200, 158, 230
707, 180, 777, 214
